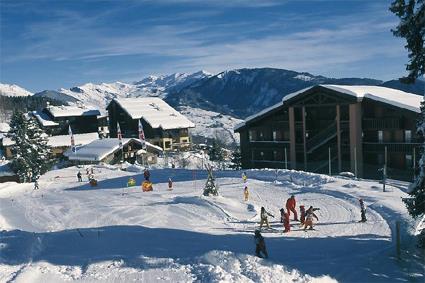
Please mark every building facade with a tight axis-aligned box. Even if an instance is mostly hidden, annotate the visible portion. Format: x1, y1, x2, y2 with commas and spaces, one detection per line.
107, 98, 195, 150
235, 85, 423, 181
32, 105, 100, 135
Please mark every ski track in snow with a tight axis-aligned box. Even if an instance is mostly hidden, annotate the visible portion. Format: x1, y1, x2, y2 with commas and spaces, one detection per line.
0, 166, 423, 283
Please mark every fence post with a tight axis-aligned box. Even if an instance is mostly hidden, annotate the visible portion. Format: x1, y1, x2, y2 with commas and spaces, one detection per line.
383, 146, 387, 192
396, 221, 401, 260
328, 147, 332, 176
284, 147, 288, 170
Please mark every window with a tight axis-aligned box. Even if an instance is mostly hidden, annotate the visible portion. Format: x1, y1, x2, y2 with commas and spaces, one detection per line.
406, 154, 413, 168
273, 150, 278, 161
405, 130, 412, 143
260, 151, 264, 159
378, 131, 383, 143
273, 130, 277, 141
249, 130, 255, 141
259, 131, 264, 140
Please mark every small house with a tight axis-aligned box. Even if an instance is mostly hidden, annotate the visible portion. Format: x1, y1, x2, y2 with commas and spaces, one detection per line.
64, 138, 163, 165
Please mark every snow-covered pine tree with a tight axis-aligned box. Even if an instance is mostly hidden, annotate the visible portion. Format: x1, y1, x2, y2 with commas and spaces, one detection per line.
203, 164, 218, 196
9, 111, 32, 182
405, 99, 425, 247
26, 115, 52, 181
9, 111, 52, 182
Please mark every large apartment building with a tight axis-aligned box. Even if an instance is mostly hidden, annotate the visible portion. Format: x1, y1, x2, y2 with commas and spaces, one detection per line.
234, 85, 423, 181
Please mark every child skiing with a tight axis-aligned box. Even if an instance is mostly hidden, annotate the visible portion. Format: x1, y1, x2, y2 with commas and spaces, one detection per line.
254, 230, 268, 258
300, 205, 306, 225
359, 198, 367, 222
144, 168, 151, 181
286, 195, 298, 221
244, 186, 249, 201
168, 178, 173, 190
242, 172, 247, 183
279, 208, 285, 223
283, 212, 290, 233
303, 206, 319, 231
260, 207, 274, 229
77, 171, 82, 182
33, 180, 39, 190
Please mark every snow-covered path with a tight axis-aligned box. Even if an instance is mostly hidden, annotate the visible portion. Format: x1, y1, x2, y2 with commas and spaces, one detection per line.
0, 166, 423, 282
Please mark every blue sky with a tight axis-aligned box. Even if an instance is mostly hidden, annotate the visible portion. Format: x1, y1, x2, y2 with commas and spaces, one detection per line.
0, 0, 409, 92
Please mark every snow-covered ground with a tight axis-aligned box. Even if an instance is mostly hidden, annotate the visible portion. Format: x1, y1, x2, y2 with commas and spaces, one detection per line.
0, 167, 423, 282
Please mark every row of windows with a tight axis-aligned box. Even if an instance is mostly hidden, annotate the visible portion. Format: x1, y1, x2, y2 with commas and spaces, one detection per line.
249, 129, 290, 142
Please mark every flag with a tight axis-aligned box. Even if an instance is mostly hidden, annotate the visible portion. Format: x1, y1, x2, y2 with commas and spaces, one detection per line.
68, 125, 76, 153
117, 122, 123, 148
138, 119, 146, 148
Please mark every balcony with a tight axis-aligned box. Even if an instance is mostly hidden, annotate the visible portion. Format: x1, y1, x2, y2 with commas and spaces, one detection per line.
363, 142, 421, 153
363, 118, 401, 130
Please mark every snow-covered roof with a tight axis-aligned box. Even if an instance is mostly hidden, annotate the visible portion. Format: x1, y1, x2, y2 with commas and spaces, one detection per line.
32, 111, 59, 127
2, 132, 99, 148
234, 102, 282, 131
111, 98, 195, 130
283, 85, 423, 113
46, 105, 101, 118
236, 84, 423, 132
0, 123, 10, 133
65, 138, 163, 161
47, 132, 99, 147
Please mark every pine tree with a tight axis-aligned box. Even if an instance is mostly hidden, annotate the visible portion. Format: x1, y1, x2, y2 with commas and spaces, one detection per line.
391, 0, 425, 247
230, 148, 242, 170
203, 164, 218, 196
9, 111, 52, 182
209, 139, 224, 162
390, 0, 425, 82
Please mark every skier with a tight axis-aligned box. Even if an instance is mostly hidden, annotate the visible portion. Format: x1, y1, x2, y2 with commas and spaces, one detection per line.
299, 205, 306, 225
90, 167, 94, 174
279, 208, 285, 223
77, 171, 82, 182
244, 186, 249, 201
283, 212, 290, 233
260, 206, 274, 229
303, 206, 319, 231
359, 198, 367, 222
286, 195, 298, 221
144, 168, 150, 181
242, 172, 247, 183
86, 168, 90, 175
254, 230, 268, 258
33, 180, 40, 190
168, 178, 173, 190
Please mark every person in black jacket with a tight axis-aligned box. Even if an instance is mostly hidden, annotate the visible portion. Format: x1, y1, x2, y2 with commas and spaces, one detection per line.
254, 230, 268, 258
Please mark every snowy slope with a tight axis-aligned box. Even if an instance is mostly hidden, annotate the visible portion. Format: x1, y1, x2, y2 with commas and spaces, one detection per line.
0, 167, 422, 282
0, 83, 33, 97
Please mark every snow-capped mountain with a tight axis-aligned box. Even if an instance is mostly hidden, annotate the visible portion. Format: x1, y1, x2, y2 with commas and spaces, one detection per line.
0, 83, 33, 97
33, 71, 212, 113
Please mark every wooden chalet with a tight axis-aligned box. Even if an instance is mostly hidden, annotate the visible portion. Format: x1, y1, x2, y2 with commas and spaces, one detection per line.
32, 104, 100, 135
107, 97, 195, 150
235, 85, 423, 181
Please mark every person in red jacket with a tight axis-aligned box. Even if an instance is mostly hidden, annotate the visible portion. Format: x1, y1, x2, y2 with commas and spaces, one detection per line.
283, 212, 290, 233
286, 195, 298, 221
300, 205, 306, 225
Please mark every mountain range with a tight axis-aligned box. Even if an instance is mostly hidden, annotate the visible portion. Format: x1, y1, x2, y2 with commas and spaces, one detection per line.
1, 68, 423, 145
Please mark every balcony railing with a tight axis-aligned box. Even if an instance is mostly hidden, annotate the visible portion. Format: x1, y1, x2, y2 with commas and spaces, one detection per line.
363, 118, 401, 130
363, 142, 422, 153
